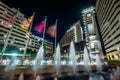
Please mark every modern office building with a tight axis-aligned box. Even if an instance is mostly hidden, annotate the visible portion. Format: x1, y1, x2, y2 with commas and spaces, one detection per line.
60, 20, 83, 47
96, 0, 120, 60
0, 1, 53, 58
82, 7, 103, 60
60, 20, 85, 58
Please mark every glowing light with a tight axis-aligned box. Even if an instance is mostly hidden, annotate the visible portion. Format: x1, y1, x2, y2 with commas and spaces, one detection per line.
1, 21, 3, 24
19, 48, 22, 51
4, 35, 6, 38
9, 24, 12, 27
117, 47, 120, 52
13, 53, 17, 56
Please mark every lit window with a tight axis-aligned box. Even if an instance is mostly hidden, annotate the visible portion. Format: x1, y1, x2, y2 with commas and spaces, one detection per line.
9, 24, 12, 27
4, 35, 6, 38
1, 21, 4, 24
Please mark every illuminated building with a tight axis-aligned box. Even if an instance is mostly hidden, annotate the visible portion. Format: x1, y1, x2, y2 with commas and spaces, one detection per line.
82, 7, 103, 60
32, 35, 53, 56
60, 20, 83, 47
60, 21, 85, 58
0, 1, 53, 58
96, 0, 120, 60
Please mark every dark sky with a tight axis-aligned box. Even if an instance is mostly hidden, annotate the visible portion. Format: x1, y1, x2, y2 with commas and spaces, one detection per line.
1, 0, 96, 43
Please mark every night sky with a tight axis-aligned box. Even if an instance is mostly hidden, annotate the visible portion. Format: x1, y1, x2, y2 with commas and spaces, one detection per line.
1, 0, 96, 43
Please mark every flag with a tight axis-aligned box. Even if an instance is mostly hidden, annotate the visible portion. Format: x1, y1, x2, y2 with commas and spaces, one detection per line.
46, 20, 57, 38
34, 17, 46, 33
1, 11, 17, 28
21, 15, 33, 30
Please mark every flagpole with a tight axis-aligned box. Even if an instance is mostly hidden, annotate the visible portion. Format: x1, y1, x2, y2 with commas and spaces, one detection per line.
33, 16, 47, 77
0, 8, 20, 61
54, 19, 57, 53
23, 12, 35, 59
42, 16, 47, 45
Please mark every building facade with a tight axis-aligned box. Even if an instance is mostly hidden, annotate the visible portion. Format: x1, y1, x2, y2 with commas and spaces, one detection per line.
0, 1, 53, 58
59, 20, 85, 58
32, 35, 53, 56
96, 0, 120, 60
82, 7, 103, 60
60, 20, 83, 47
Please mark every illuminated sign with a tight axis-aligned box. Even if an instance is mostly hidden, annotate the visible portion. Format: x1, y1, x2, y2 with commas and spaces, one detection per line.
32, 35, 53, 44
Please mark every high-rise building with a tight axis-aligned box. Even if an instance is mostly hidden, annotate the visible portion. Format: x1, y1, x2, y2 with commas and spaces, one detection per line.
0, 1, 53, 58
82, 7, 103, 60
59, 20, 85, 58
96, 0, 120, 60
60, 20, 83, 47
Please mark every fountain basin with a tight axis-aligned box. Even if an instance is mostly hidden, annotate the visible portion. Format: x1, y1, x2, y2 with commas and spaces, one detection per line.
0, 65, 109, 75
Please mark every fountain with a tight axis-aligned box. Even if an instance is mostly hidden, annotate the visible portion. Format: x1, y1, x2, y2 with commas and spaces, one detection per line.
110, 67, 120, 80
83, 46, 91, 72
5, 56, 17, 71
110, 69, 117, 80
33, 44, 44, 77
18, 73, 24, 80
54, 76, 58, 80
69, 41, 77, 74
116, 66, 120, 73
96, 54, 102, 72
110, 74, 114, 80
35, 75, 40, 80
89, 76, 94, 80
0, 42, 113, 80
100, 75, 104, 80
54, 44, 61, 76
